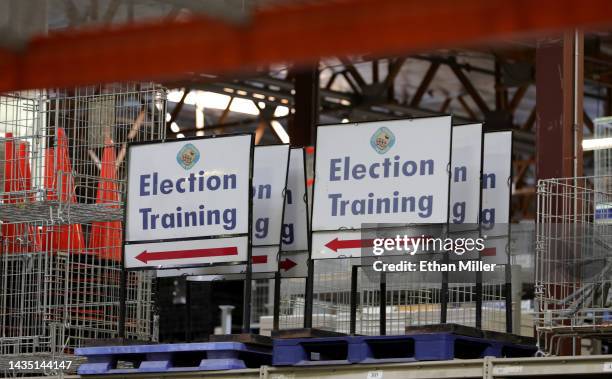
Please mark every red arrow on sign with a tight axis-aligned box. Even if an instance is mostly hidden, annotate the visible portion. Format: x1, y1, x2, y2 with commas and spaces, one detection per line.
280, 258, 297, 271
481, 247, 496, 256
325, 238, 375, 252
252, 255, 268, 264
325, 236, 433, 252
135, 246, 238, 264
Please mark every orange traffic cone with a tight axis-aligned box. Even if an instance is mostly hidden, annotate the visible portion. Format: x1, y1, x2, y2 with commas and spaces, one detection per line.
17, 141, 43, 251
44, 128, 85, 253
89, 140, 122, 261
3, 133, 17, 199
2, 133, 21, 253
1, 135, 41, 253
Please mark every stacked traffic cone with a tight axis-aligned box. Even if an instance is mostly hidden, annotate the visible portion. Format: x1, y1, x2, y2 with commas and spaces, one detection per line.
2, 133, 23, 253
18, 140, 44, 251
1, 134, 41, 253
44, 128, 85, 253
89, 139, 122, 261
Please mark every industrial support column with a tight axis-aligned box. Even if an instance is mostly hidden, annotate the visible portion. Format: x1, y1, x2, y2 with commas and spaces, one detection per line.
535, 30, 584, 354
536, 31, 584, 180
289, 66, 319, 146
288, 65, 319, 329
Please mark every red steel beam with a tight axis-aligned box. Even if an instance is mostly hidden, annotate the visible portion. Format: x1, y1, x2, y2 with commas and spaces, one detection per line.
2, 0, 612, 91
536, 31, 583, 181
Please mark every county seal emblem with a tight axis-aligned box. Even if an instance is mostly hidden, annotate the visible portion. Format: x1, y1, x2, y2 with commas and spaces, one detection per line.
370, 127, 395, 154
177, 143, 200, 170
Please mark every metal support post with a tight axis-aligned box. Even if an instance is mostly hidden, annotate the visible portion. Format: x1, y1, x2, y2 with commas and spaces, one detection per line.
242, 269, 252, 333
475, 269, 483, 329
379, 271, 386, 335
511, 264, 522, 335
350, 265, 359, 335
440, 256, 449, 323
304, 260, 315, 328
273, 271, 281, 331
118, 269, 127, 338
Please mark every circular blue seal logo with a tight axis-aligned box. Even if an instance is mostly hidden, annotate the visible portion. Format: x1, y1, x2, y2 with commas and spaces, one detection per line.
177, 143, 200, 170
370, 127, 395, 154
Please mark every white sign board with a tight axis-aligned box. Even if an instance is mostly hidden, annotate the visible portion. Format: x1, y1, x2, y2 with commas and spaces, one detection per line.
125, 135, 252, 269
481, 131, 512, 232
450, 123, 482, 225
280, 251, 309, 278
312, 116, 452, 230
281, 148, 309, 251
126, 135, 252, 241
251, 246, 279, 273
252, 145, 290, 246
126, 236, 248, 269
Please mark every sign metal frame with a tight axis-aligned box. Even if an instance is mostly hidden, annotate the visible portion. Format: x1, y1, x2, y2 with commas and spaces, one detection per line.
305, 115, 454, 329
119, 133, 255, 335
482, 129, 514, 333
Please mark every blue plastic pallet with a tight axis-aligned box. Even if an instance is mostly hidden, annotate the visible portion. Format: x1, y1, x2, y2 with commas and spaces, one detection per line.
76, 342, 272, 375
272, 333, 537, 366
274, 336, 353, 366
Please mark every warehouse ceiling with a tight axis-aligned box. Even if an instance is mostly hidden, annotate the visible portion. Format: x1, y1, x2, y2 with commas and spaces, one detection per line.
47, 0, 283, 29
4, 0, 612, 220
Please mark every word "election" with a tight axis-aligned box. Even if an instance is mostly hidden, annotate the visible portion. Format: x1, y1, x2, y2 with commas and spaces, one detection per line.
137, 171, 239, 232
139, 171, 236, 196
329, 155, 433, 181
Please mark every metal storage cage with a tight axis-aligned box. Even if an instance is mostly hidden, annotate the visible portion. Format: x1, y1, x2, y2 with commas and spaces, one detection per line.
536, 176, 612, 355
274, 257, 511, 336
594, 117, 612, 181
0, 84, 165, 368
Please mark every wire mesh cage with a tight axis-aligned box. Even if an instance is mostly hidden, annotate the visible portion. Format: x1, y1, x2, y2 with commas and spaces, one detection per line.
0, 84, 165, 369
536, 176, 612, 354
273, 257, 512, 336
594, 117, 612, 181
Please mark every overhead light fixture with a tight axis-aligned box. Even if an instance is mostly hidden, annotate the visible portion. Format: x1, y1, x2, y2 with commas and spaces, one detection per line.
341, 118, 350, 123
271, 120, 290, 144
274, 106, 289, 117
196, 131, 205, 137
167, 90, 259, 116
195, 106, 205, 129
176, 133, 185, 139
229, 98, 259, 115
582, 137, 612, 151
170, 122, 180, 133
